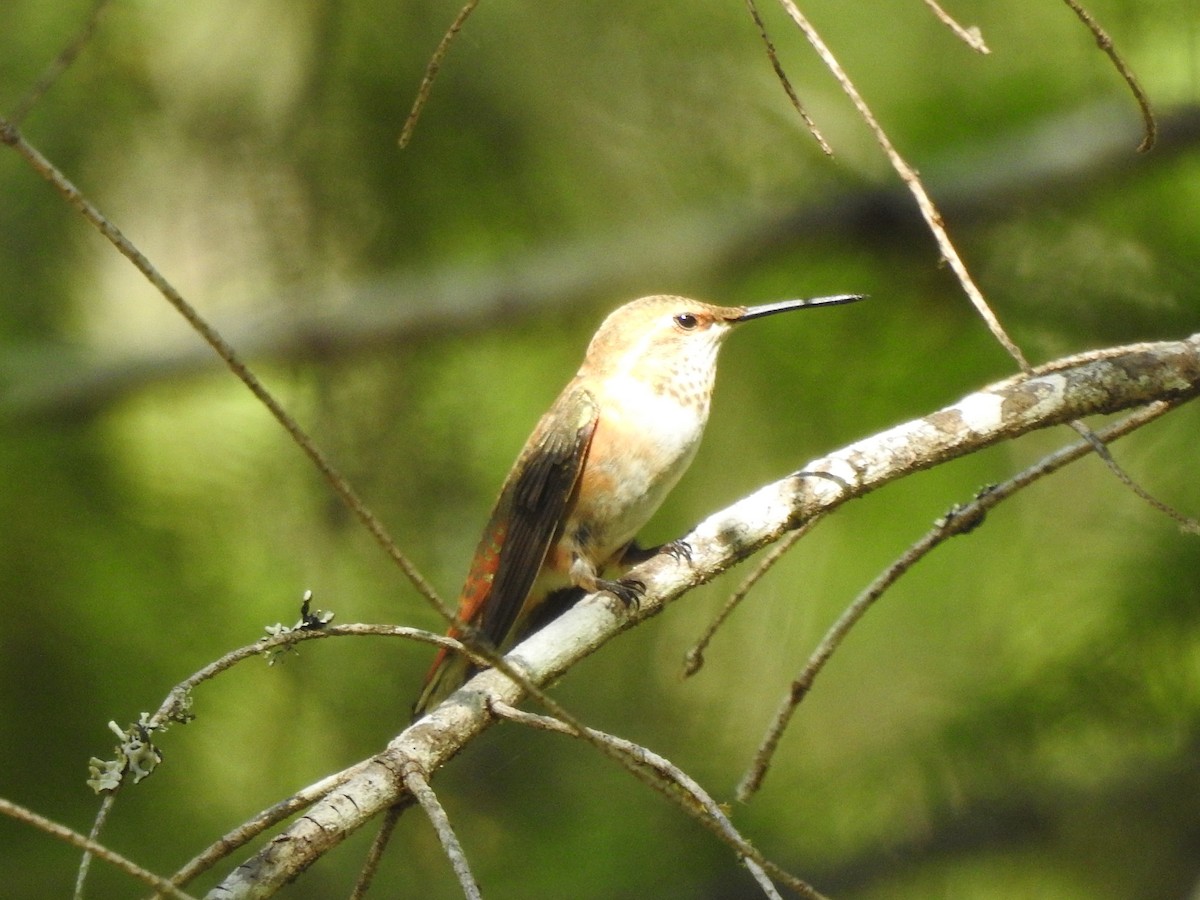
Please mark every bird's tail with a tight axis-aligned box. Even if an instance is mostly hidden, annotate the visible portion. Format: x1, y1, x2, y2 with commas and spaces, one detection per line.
412, 645, 474, 719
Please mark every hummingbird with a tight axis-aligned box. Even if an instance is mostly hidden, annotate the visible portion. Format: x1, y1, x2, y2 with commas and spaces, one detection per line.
413, 292, 863, 715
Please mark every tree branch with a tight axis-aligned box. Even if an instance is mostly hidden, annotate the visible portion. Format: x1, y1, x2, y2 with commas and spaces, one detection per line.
208, 332, 1200, 898
492, 702, 792, 900
736, 397, 1183, 801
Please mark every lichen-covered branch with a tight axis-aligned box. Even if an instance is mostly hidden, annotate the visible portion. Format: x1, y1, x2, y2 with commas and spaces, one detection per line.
208, 332, 1200, 898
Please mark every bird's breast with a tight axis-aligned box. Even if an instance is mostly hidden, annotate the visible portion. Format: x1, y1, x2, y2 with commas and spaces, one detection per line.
567, 373, 710, 562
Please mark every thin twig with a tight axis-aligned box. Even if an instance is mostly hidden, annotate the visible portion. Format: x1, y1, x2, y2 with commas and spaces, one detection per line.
149, 623, 442, 731
492, 702, 801, 900
6, 0, 113, 125
774, 0, 1030, 371
737, 399, 1182, 800
83, 621, 432, 897
74, 793, 115, 899
403, 760, 481, 900
1, 798, 197, 900
744, 0, 832, 155
921, 0, 990, 54
0, 119, 586, 808
162, 767, 372, 896
770, 5, 1183, 569
76, 621, 442, 895
209, 337, 1200, 893
1060, 0, 1156, 152
683, 520, 819, 677
145, 605, 779, 895
72, 621, 436, 897
350, 805, 404, 900
0, 118, 448, 618
399, 0, 481, 148
1, 94, 669, 900
1065, 420, 1200, 532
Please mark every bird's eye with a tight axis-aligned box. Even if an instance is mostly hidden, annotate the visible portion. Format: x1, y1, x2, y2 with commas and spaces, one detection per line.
673, 313, 699, 330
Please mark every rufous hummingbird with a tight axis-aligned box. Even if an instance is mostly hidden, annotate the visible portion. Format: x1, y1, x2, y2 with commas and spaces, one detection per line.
414, 292, 863, 715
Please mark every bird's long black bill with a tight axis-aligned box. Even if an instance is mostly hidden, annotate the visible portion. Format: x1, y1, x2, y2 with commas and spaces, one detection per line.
734, 293, 866, 322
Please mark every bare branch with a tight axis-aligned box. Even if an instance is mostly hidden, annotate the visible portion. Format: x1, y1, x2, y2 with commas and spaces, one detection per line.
208, 334, 1200, 896
161, 766, 374, 896
492, 703, 796, 900
5, 0, 113, 125
399, 0, 481, 148
83, 622, 432, 895
744, 0, 832, 155
0, 117, 449, 621
774, 0, 1029, 369
0, 122, 673, 756
403, 761, 481, 900
74, 792, 114, 899
350, 806, 403, 900
683, 520, 818, 677
141, 622, 439, 743
1059, 0, 1156, 152
764, 7, 1176, 548
920, 0, 990, 54
1064, 418, 1200, 532
0, 797, 196, 900
737, 398, 1184, 800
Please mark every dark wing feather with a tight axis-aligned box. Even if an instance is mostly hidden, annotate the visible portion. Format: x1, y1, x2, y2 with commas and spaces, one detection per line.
413, 387, 597, 716
479, 387, 598, 647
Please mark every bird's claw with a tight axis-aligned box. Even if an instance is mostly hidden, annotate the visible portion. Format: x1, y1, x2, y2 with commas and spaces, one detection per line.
661, 539, 693, 565
621, 538, 693, 567
598, 577, 645, 608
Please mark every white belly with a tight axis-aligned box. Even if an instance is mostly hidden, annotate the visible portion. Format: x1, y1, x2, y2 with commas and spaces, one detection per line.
573, 373, 709, 560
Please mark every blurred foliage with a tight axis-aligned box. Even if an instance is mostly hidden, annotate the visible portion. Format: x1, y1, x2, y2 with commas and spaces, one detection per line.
1, 0, 1199, 897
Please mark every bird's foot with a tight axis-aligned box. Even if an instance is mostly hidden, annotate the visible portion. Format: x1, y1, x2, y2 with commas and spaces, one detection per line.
621, 538, 693, 567
596, 577, 645, 608
660, 538, 693, 565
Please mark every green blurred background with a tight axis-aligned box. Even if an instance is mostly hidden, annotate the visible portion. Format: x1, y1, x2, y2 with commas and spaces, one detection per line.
2, 1, 1199, 897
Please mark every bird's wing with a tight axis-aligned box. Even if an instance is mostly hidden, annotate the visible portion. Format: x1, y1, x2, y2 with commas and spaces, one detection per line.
474, 386, 598, 647
414, 387, 597, 715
